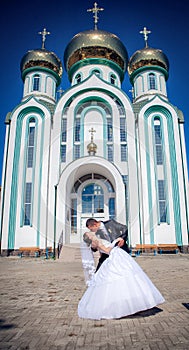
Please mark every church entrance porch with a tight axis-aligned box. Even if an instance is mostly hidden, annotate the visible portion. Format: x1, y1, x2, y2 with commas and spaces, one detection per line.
56, 157, 127, 245
70, 174, 115, 243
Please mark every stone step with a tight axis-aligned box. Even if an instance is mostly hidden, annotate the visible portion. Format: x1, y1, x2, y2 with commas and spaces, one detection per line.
59, 244, 100, 264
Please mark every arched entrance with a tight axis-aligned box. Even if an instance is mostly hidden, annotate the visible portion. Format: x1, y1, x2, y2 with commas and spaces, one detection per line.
70, 173, 115, 243
56, 157, 127, 245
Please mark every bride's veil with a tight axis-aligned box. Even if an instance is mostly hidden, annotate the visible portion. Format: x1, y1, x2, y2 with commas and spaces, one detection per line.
80, 241, 96, 286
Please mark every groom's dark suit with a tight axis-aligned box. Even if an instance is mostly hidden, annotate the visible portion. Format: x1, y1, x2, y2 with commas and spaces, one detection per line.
95, 219, 129, 271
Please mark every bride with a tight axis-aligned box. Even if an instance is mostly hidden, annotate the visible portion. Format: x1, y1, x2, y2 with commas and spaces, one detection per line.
78, 231, 165, 320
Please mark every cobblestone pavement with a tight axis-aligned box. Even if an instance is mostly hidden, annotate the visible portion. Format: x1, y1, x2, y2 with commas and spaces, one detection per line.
0, 247, 189, 350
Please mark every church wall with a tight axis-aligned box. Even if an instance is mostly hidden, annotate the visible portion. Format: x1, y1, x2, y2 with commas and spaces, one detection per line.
134, 70, 167, 102
1, 99, 54, 250
136, 98, 189, 247
171, 120, 189, 245
22, 71, 57, 102
178, 123, 189, 232
72, 65, 121, 88
1, 114, 18, 249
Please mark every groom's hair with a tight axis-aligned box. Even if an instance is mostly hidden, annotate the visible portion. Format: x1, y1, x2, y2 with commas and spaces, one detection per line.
86, 218, 98, 228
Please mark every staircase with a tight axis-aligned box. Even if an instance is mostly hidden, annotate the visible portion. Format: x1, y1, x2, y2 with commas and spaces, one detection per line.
59, 244, 100, 264
58, 244, 81, 262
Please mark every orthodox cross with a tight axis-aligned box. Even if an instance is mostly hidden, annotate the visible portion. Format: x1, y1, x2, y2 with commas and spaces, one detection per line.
140, 27, 151, 47
57, 87, 64, 98
129, 88, 134, 99
87, 2, 104, 30
38, 28, 50, 49
89, 127, 96, 142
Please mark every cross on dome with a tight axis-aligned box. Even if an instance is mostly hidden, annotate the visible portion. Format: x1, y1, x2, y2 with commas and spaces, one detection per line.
87, 2, 104, 30
89, 127, 96, 142
140, 27, 151, 47
38, 28, 51, 49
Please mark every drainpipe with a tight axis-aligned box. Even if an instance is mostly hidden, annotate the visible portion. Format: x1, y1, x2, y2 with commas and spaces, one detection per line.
53, 184, 57, 259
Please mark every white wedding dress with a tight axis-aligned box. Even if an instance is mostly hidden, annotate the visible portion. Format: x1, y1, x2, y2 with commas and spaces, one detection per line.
78, 240, 165, 320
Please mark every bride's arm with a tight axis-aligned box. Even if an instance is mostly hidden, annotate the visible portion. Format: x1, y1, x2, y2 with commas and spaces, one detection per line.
91, 236, 122, 254
91, 239, 111, 254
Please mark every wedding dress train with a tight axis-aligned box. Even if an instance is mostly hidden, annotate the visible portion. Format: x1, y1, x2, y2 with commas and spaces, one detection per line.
78, 246, 164, 320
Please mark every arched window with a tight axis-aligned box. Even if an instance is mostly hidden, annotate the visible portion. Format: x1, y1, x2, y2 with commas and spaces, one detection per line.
60, 118, 67, 163
148, 73, 157, 90
92, 69, 101, 77
24, 118, 36, 225
27, 119, 36, 168
75, 73, 81, 84
120, 117, 127, 161
110, 73, 116, 85
154, 118, 163, 165
32, 74, 40, 91
75, 117, 80, 142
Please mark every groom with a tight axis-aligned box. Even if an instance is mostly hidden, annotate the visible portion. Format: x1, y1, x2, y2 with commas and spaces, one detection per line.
85, 218, 130, 271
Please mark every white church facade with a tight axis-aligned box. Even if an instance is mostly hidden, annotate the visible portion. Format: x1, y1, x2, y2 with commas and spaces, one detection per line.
0, 5, 189, 255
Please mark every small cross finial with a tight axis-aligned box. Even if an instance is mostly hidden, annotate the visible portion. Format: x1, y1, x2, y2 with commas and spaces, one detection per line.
38, 27, 50, 49
89, 127, 96, 142
140, 26, 151, 47
87, 2, 104, 30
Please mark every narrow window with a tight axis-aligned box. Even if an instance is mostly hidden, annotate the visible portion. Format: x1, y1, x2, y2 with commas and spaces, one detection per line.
32, 74, 40, 91
60, 145, 66, 162
62, 119, 67, 142
148, 73, 157, 90
120, 117, 126, 141
158, 180, 167, 222
27, 120, 36, 168
121, 144, 127, 161
74, 145, 80, 159
75, 73, 81, 84
107, 145, 113, 161
107, 118, 113, 141
154, 119, 163, 165
109, 198, 115, 219
110, 74, 116, 85
75, 118, 80, 142
24, 182, 32, 225
71, 199, 77, 234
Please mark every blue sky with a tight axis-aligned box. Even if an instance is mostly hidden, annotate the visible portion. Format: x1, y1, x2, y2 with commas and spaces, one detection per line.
0, 0, 188, 183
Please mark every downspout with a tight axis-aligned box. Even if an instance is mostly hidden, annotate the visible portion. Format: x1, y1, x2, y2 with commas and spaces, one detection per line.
53, 184, 57, 259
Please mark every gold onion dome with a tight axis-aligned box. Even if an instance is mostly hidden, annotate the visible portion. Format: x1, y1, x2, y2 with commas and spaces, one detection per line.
64, 30, 128, 74
87, 140, 97, 155
128, 46, 169, 77
20, 48, 63, 81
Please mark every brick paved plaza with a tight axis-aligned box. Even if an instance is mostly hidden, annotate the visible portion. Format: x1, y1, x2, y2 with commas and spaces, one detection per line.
0, 247, 189, 350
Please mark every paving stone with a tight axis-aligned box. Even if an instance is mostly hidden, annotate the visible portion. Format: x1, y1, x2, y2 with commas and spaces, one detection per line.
0, 251, 189, 349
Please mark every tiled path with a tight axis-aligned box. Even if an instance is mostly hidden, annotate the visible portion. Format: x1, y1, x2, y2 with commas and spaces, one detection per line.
0, 246, 189, 349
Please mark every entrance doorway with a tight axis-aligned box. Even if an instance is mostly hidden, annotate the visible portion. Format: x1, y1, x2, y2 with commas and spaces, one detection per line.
70, 173, 115, 243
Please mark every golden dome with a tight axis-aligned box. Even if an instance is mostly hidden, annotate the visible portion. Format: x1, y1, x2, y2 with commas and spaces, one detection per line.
87, 141, 97, 155
128, 46, 169, 76
64, 30, 128, 73
20, 48, 63, 80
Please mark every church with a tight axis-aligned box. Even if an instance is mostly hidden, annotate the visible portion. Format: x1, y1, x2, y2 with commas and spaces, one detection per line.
0, 3, 189, 256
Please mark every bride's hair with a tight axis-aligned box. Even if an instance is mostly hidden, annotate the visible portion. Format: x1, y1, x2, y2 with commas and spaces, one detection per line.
83, 233, 92, 246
